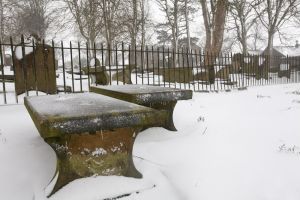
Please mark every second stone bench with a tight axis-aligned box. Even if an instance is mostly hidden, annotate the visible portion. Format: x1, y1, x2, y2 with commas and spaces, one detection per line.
90, 84, 193, 131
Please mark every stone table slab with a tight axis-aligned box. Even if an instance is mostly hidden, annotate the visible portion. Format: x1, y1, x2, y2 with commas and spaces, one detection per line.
90, 85, 193, 131
90, 84, 193, 105
25, 92, 166, 138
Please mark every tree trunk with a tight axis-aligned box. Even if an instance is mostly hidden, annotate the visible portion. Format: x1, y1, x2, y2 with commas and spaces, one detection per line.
0, 0, 3, 41
0, 0, 4, 69
103, 0, 113, 66
173, 0, 179, 52
141, 0, 146, 70
266, 30, 274, 69
130, 36, 136, 67
89, 32, 96, 58
200, 0, 212, 52
128, 0, 138, 67
185, 0, 191, 51
241, 18, 247, 55
141, 0, 145, 48
173, 0, 179, 67
201, 0, 227, 84
211, 0, 227, 54
266, 30, 274, 56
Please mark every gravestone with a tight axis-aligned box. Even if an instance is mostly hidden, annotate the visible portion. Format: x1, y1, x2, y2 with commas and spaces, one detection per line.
216, 66, 231, 80
231, 53, 243, 73
86, 58, 133, 85
13, 43, 56, 95
4, 54, 12, 67
162, 67, 194, 83
232, 53, 268, 80
83, 58, 109, 85
111, 65, 133, 84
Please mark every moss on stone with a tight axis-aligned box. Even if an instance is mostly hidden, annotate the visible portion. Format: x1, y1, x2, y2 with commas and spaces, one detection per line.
65, 152, 128, 177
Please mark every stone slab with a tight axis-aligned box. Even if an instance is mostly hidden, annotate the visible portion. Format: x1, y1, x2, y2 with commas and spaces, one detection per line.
90, 84, 193, 105
24, 93, 167, 138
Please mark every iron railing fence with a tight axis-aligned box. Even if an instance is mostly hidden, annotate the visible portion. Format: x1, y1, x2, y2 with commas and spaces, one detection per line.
1, 36, 300, 104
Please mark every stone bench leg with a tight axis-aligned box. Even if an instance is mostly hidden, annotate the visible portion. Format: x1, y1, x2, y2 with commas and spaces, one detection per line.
44, 127, 142, 197
149, 101, 177, 131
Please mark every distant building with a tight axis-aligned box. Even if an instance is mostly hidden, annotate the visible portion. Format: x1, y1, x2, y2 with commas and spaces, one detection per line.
247, 50, 263, 55
262, 41, 300, 69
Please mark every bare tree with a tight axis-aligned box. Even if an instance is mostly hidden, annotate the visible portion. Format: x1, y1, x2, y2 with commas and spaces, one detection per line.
253, 0, 300, 55
200, 0, 228, 54
228, 0, 258, 54
0, 0, 18, 42
184, 0, 191, 50
119, 0, 150, 68
10, 0, 56, 40
0, 0, 7, 42
0, 0, 6, 69
121, 0, 148, 47
199, 0, 228, 83
183, 0, 197, 50
140, 0, 146, 47
64, 0, 102, 48
99, 0, 124, 49
248, 20, 265, 51
155, 0, 185, 52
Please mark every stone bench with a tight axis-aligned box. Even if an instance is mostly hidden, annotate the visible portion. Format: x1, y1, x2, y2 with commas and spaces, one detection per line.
24, 93, 169, 196
90, 85, 193, 131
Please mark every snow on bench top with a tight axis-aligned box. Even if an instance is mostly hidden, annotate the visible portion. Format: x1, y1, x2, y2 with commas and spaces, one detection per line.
24, 93, 166, 138
90, 84, 193, 104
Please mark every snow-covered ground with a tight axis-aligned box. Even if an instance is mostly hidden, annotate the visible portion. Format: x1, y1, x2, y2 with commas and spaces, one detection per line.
1, 83, 300, 200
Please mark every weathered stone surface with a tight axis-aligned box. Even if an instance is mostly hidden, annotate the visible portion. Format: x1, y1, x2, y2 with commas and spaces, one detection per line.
161, 67, 194, 83
14, 44, 56, 95
90, 85, 193, 131
90, 85, 193, 105
83, 64, 133, 85
45, 127, 141, 195
24, 93, 169, 196
111, 65, 133, 84
24, 93, 167, 138
82, 66, 109, 85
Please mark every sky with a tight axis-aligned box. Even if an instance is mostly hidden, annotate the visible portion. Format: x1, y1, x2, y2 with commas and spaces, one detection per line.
47, 0, 300, 52
147, 0, 300, 51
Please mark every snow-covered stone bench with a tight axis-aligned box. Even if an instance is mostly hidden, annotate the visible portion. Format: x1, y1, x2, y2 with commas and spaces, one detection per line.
90, 85, 193, 131
24, 93, 168, 196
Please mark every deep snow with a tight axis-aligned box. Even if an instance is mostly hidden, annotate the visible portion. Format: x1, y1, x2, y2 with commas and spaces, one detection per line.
1, 83, 300, 200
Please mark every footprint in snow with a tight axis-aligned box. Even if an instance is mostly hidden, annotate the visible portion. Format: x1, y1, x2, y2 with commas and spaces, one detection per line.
0, 130, 7, 144
278, 143, 300, 156
292, 91, 300, 95
197, 116, 205, 122
257, 94, 271, 99
292, 99, 300, 104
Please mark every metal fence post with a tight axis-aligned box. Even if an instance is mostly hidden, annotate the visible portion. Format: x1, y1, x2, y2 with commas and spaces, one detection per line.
21, 35, 28, 96
61, 41, 66, 93
0, 39, 7, 104
10, 37, 18, 103
70, 41, 75, 92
